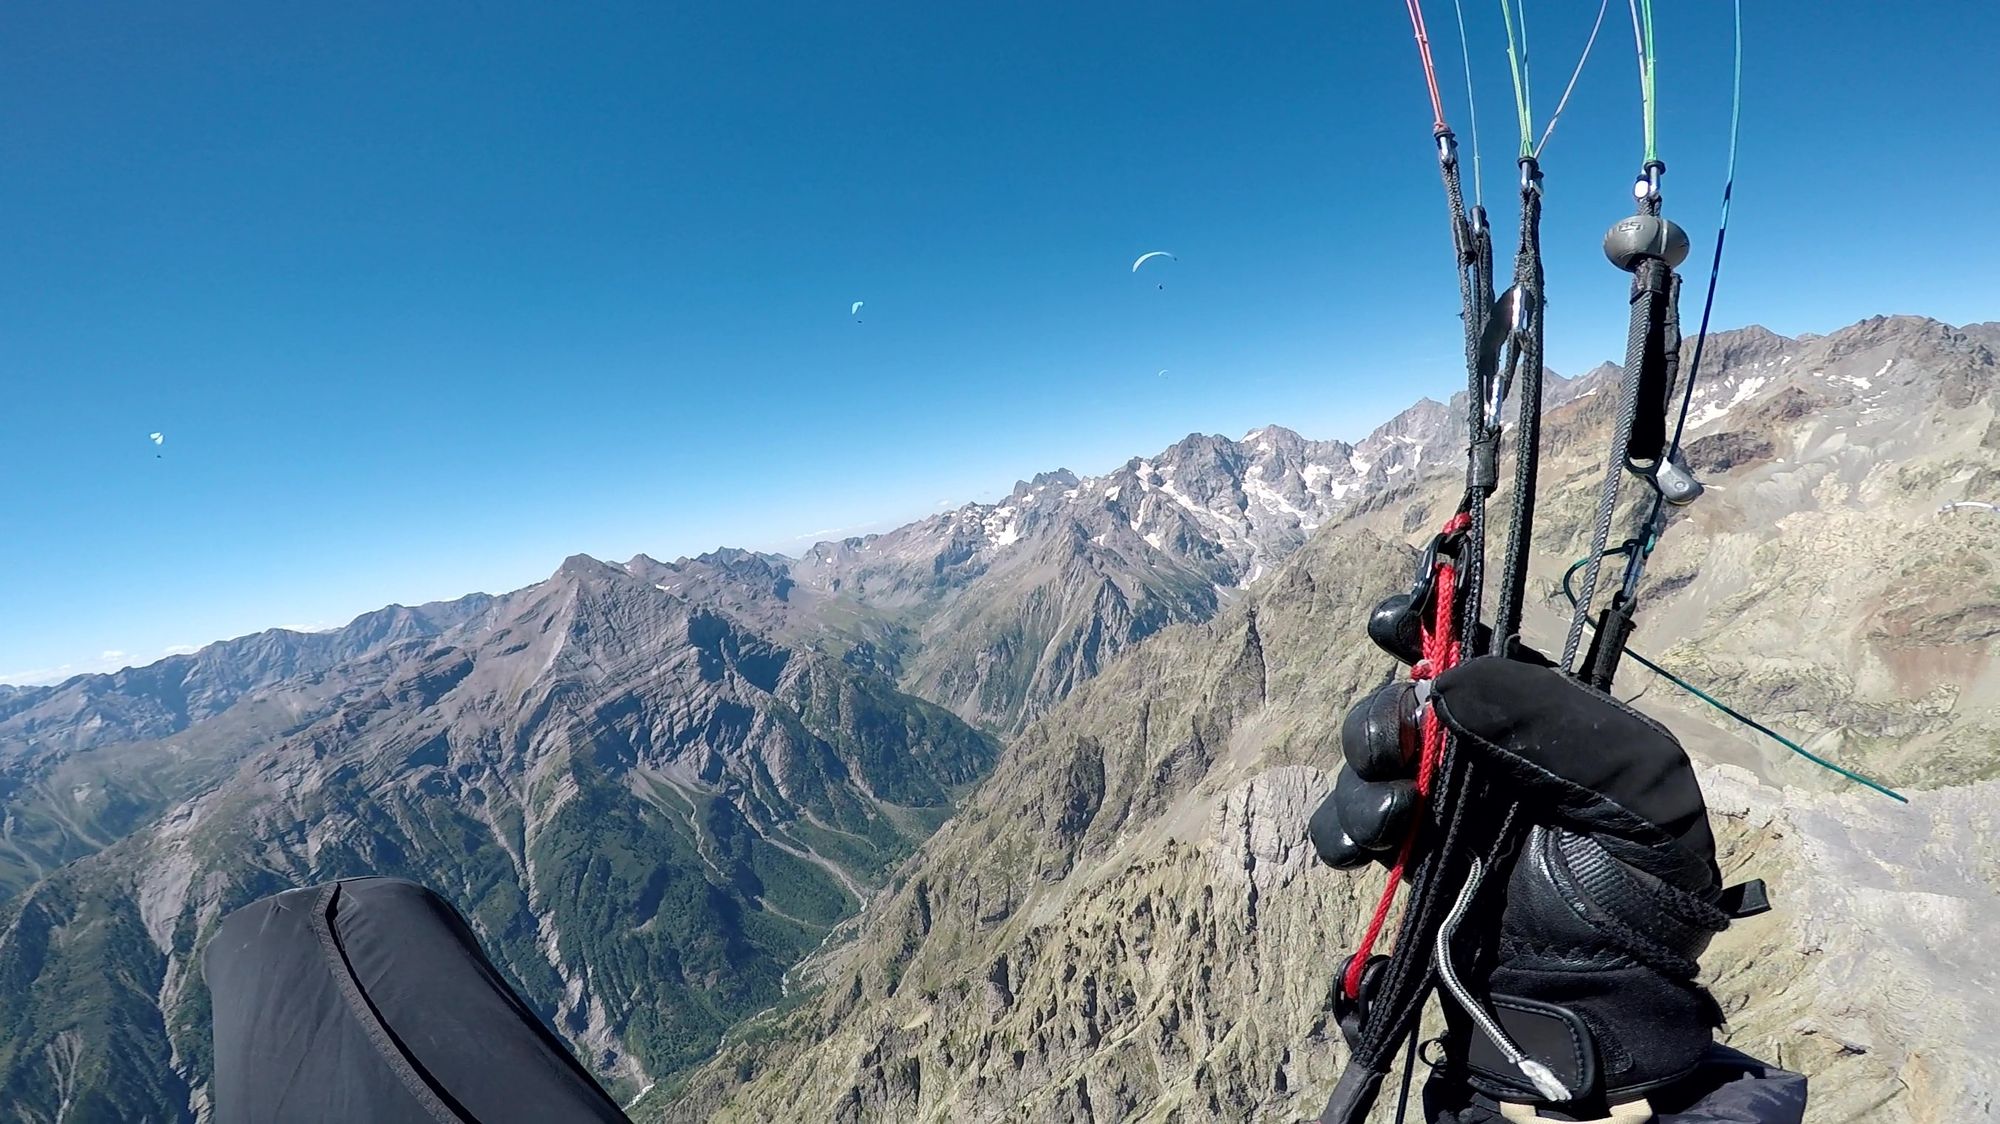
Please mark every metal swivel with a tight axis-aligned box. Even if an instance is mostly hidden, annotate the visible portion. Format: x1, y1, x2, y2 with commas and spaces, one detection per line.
1602, 214, 1690, 273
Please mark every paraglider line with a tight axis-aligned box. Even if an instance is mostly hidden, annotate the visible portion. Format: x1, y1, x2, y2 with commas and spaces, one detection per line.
1516, 0, 1533, 132
1403, 0, 1450, 133
1561, 554, 1906, 803
1498, 0, 1534, 156
1534, 0, 1610, 158
1664, 0, 1740, 456
1449, 0, 1485, 206
1628, 0, 1659, 164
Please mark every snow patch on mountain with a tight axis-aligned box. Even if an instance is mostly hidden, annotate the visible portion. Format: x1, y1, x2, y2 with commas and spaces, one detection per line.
1688, 374, 1772, 430
982, 506, 1020, 548
1245, 477, 1306, 523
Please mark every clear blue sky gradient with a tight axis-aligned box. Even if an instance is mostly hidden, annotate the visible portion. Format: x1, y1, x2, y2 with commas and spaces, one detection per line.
4, 1, 1994, 682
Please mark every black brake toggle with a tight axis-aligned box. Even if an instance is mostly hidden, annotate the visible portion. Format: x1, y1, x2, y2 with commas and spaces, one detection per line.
1368, 527, 1491, 665
1366, 592, 1426, 667
1368, 530, 1452, 664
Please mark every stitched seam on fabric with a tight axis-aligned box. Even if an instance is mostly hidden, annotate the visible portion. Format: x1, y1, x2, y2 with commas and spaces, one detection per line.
1560, 853, 1714, 961
1547, 833, 1702, 977
312, 884, 466, 1124
1430, 691, 1674, 851
1494, 939, 1642, 970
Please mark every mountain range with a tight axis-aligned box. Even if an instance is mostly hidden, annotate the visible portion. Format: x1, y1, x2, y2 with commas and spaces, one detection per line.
647, 313, 2000, 1123
2, 313, 1996, 1122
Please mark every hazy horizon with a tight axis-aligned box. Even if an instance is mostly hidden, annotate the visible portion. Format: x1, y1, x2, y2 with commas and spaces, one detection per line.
7, 2, 1994, 683
10, 304, 1985, 687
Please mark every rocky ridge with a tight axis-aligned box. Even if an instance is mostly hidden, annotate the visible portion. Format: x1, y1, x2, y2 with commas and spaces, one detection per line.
650, 314, 2000, 1123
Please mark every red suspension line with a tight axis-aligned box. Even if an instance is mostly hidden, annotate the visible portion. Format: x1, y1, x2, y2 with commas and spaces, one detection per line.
1403, 0, 1451, 133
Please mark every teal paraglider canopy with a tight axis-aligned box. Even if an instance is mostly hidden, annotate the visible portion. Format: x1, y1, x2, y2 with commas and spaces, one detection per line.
1131, 251, 1175, 289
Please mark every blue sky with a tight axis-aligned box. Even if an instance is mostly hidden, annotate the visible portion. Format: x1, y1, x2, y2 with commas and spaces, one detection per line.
3, 1, 1994, 683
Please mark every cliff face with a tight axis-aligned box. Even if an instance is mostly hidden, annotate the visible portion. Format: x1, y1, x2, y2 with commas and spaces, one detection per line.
650, 529, 1411, 1124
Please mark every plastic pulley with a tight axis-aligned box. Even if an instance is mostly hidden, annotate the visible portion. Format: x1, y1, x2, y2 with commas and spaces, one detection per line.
1654, 451, 1704, 505
1334, 953, 1394, 1048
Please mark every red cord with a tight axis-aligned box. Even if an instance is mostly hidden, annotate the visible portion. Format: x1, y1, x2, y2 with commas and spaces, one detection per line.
1404, 0, 1450, 133
1343, 514, 1469, 1000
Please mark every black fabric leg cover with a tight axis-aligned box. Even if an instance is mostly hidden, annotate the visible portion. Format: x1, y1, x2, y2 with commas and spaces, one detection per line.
203, 876, 629, 1124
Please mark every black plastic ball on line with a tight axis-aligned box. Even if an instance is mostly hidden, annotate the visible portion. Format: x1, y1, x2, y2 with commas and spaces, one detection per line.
1603, 214, 1691, 273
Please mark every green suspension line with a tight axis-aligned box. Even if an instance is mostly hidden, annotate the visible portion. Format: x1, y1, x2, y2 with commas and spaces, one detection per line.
1500, 0, 1535, 156
1563, 555, 1907, 803
1631, 0, 1659, 164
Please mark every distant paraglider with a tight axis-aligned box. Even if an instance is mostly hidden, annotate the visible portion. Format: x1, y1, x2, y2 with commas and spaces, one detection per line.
149, 432, 164, 459
1131, 250, 1176, 289
851, 301, 864, 323
1939, 500, 1998, 517
1156, 369, 1170, 378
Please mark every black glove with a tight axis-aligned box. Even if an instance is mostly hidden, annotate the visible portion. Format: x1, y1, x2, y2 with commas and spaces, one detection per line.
1310, 656, 1757, 1110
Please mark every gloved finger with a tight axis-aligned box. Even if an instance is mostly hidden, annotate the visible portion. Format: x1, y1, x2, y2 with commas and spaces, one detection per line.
1308, 792, 1374, 869
1431, 656, 1715, 865
1332, 764, 1418, 851
1342, 682, 1421, 781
